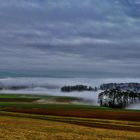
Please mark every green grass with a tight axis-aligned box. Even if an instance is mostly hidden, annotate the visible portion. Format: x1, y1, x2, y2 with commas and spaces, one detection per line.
0, 101, 139, 112
0, 93, 83, 101
0, 93, 139, 112
0, 101, 103, 110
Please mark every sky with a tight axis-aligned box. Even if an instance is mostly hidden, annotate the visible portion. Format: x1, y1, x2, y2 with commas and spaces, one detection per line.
0, 0, 140, 78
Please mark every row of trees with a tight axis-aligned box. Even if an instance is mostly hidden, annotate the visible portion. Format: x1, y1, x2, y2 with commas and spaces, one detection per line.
98, 89, 140, 108
100, 83, 140, 91
61, 85, 98, 92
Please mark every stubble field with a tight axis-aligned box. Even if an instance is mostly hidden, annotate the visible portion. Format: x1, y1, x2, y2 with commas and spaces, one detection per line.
0, 114, 140, 140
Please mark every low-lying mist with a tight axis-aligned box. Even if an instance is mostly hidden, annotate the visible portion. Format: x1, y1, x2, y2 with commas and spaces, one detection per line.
0, 77, 140, 108
126, 103, 140, 110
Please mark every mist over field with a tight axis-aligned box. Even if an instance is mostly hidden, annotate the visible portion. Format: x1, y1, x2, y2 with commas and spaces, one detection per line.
0, 1, 140, 109
0, 77, 140, 107
127, 103, 140, 110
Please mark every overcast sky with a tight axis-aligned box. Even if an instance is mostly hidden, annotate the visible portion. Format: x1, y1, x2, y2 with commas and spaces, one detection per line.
0, 0, 140, 78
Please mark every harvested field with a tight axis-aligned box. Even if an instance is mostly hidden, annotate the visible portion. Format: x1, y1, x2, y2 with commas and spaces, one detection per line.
2, 108, 140, 131
0, 94, 140, 134
1, 102, 140, 122
0, 112, 140, 140
0, 111, 140, 132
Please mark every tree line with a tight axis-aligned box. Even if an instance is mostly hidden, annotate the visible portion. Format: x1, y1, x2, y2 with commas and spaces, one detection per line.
61, 85, 98, 92
98, 89, 140, 108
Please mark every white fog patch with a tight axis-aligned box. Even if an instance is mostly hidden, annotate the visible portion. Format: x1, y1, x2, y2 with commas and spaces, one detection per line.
0, 77, 140, 106
126, 103, 140, 110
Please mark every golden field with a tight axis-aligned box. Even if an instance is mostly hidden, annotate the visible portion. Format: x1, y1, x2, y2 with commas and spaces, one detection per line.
0, 115, 140, 140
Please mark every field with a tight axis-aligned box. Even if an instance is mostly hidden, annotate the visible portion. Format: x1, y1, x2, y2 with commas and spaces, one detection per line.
0, 94, 140, 140
0, 112, 140, 140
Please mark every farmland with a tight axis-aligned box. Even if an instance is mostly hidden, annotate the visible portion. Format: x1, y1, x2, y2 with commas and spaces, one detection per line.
0, 112, 140, 140
0, 94, 140, 139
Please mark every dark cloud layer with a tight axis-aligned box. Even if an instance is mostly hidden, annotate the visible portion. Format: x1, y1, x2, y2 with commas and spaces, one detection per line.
0, 0, 140, 78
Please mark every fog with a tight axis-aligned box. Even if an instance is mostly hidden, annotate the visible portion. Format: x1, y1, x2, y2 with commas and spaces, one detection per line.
0, 77, 140, 108
126, 103, 140, 110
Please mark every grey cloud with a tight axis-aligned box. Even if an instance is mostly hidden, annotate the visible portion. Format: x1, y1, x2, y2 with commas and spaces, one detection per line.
0, 0, 140, 78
